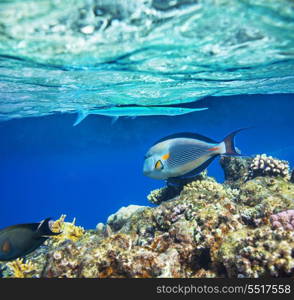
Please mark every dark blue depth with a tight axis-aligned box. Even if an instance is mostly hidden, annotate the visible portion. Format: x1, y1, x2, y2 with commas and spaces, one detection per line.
0, 94, 293, 229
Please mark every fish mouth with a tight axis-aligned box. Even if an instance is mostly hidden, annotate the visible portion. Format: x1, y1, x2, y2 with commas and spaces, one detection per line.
143, 167, 152, 177
143, 159, 153, 177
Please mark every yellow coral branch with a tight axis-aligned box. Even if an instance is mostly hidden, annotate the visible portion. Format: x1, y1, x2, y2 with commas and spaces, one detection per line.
7, 258, 36, 278
50, 214, 84, 244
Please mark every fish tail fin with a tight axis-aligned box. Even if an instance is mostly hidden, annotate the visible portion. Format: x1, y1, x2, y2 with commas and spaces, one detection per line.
111, 116, 119, 124
37, 218, 61, 236
222, 128, 247, 155
73, 110, 89, 126
196, 107, 208, 112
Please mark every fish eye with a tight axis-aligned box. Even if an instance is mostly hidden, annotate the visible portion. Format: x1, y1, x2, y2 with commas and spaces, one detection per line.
155, 160, 163, 170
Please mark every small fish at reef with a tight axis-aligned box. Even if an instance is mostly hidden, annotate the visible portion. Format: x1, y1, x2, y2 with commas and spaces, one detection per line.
0, 218, 61, 261
73, 105, 208, 126
143, 129, 246, 181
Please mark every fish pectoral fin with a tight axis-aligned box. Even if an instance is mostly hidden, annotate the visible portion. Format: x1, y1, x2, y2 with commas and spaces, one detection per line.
172, 155, 218, 180
73, 110, 89, 126
40, 232, 62, 238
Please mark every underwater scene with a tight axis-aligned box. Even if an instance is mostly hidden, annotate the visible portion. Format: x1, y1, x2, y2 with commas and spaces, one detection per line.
0, 0, 294, 278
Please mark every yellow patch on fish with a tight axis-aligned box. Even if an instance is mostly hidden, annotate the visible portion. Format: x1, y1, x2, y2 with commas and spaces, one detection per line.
155, 160, 163, 170
161, 153, 170, 160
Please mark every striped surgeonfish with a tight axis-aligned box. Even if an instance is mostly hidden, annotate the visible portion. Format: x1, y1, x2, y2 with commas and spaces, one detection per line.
143, 129, 245, 181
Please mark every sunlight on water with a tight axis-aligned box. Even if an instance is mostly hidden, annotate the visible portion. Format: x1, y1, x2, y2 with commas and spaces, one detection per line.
0, 0, 294, 120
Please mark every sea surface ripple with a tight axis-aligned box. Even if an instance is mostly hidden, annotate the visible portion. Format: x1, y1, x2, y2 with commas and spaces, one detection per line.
0, 0, 294, 120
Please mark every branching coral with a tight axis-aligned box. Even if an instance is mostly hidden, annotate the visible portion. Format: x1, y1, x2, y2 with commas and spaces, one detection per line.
6, 258, 37, 278
50, 215, 85, 245
247, 154, 290, 180
50, 214, 66, 233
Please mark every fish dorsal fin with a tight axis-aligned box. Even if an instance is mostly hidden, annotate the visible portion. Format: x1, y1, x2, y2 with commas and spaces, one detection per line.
36, 219, 46, 232
37, 218, 61, 237
73, 110, 89, 126
154, 132, 218, 145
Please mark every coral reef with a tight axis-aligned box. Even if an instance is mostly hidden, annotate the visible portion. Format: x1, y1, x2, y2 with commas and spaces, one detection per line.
217, 228, 294, 277
237, 176, 294, 226
1, 154, 294, 278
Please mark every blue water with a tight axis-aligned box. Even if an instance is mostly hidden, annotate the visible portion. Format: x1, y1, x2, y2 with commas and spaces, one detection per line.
0, 1, 294, 229
0, 93, 293, 229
